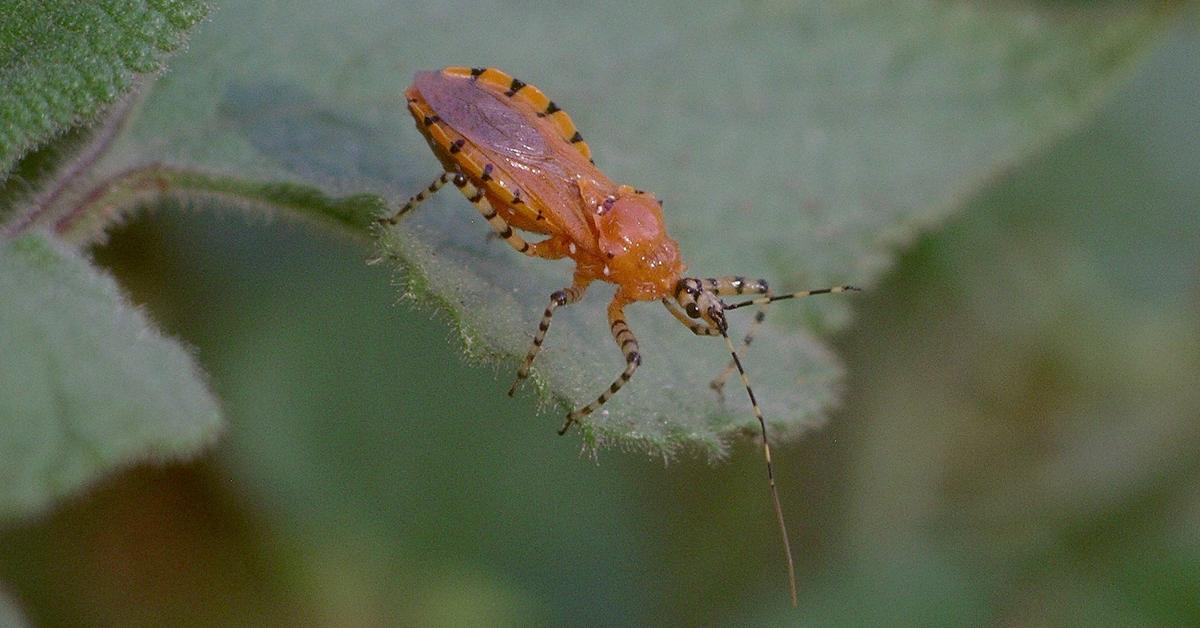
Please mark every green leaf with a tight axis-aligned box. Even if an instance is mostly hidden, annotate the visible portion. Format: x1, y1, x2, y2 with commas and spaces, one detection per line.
0, 0, 210, 177
0, 233, 222, 520
99, 1, 1176, 456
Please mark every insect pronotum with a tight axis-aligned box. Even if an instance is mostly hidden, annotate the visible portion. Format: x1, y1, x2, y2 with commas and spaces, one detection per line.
378, 67, 858, 606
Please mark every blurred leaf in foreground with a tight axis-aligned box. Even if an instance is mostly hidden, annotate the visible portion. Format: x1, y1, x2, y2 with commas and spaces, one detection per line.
0, 585, 27, 628
0, 233, 222, 520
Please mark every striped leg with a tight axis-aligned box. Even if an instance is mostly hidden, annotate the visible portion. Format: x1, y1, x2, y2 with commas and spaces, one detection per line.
703, 277, 771, 396
558, 297, 640, 435
451, 173, 539, 256
378, 172, 451, 225
508, 277, 591, 396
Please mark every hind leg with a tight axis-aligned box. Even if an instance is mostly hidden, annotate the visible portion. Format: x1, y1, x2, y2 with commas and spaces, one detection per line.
378, 172, 452, 225
450, 174, 568, 258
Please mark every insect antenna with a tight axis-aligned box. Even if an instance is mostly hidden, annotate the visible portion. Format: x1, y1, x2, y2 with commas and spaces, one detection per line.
720, 327, 798, 607
725, 285, 860, 311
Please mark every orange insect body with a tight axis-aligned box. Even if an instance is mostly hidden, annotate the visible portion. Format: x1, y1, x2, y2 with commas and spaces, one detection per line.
383, 67, 858, 607
406, 67, 684, 301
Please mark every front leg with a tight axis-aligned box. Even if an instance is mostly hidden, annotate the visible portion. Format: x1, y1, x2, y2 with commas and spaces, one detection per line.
558, 295, 640, 435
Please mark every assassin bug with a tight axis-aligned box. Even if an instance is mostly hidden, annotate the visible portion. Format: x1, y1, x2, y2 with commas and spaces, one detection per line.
378, 67, 857, 606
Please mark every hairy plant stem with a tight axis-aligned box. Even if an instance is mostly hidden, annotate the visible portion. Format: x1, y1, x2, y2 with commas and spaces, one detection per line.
3, 89, 140, 238
52, 164, 384, 246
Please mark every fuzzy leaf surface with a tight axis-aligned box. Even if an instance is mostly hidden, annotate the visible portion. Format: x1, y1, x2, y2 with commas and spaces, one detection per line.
102, 1, 1175, 456
0, 233, 222, 519
0, 0, 210, 176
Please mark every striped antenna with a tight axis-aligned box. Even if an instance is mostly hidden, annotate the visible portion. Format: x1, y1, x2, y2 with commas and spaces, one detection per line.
721, 327, 798, 607
725, 285, 859, 311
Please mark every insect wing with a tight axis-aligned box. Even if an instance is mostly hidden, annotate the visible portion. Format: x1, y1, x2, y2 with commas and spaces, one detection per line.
414, 71, 597, 248
415, 72, 562, 175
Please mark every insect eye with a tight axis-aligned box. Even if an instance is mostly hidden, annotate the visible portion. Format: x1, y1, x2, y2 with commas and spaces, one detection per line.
685, 303, 701, 318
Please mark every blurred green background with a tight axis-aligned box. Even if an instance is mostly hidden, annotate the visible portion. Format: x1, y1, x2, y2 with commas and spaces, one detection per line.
2, 12, 1198, 628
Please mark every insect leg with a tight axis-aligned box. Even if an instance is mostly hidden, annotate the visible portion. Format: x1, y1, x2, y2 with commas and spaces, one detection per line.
558, 297, 639, 435
378, 172, 452, 225
508, 276, 591, 397
451, 174, 537, 256
703, 277, 772, 397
